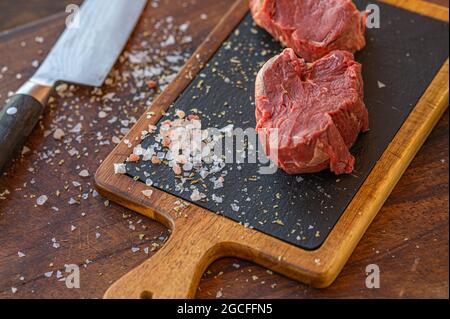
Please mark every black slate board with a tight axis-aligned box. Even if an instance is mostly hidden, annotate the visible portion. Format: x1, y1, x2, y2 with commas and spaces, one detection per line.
127, 0, 449, 250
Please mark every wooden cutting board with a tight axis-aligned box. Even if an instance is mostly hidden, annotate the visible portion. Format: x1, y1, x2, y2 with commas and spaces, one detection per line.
95, 0, 449, 298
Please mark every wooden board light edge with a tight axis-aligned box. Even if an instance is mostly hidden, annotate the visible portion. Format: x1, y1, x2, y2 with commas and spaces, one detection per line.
94, 0, 449, 298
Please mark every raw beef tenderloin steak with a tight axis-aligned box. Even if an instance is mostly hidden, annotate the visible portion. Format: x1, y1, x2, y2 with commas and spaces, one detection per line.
255, 48, 369, 175
250, 0, 367, 61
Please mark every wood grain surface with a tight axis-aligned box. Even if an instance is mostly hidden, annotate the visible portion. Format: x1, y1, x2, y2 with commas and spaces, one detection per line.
0, 0, 448, 299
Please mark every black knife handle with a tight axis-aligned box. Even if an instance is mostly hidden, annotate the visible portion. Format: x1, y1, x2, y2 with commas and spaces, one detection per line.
0, 94, 45, 173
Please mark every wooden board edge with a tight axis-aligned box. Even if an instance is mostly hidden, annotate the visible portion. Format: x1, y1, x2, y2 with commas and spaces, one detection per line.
381, 0, 449, 22
314, 59, 449, 287
95, 0, 450, 293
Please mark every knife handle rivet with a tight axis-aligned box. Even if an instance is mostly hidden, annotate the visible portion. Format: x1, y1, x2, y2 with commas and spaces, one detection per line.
6, 107, 18, 115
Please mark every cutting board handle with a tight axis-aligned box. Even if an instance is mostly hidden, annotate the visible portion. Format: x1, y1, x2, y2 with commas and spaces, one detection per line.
103, 210, 223, 299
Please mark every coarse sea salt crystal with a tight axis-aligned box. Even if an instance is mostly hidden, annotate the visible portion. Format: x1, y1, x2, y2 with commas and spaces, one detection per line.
68, 148, 79, 157
212, 194, 223, 204
145, 178, 153, 186
182, 162, 193, 171
181, 36, 192, 44
36, 195, 48, 206
18, 251, 26, 258
114, 163, 127, 174
68, 197, 79, 205
179, 22, 189, 32
161, 35, 175, 47
69, 123, 82, 133
53, 128, 65, 140
79, 169, 90, 177
142, 189, 153, 198
231, 203, 240, 212
190, 189, 204, 202
98, 111, 108, 119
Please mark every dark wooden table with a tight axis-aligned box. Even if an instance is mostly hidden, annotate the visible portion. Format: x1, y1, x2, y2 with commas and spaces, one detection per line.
0, 0, 448, 299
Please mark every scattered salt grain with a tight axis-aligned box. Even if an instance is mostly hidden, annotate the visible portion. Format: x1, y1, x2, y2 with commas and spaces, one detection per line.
161, 35, 175, 47
179, 23, 189, 32
36, 195, 48, 206
68, 197, 79, 205
181, 36, 193, 44
377, 81, 386, 89
98, 111, 108, 119
53, 128, 65, 140
190, 189, 205, 202
69, 123, 82, 133
131, 247, 140, 253
21, 146, 30, 155
18, 251, 26, 258
212, 194, 223, 204
112, 136, 121, 144
296, 176, 304, 183
68, 148, 79, 157
114, 163, 127, 174
145, 178, 153, 187
79, 169, 90, 178
142, 189, 153, 198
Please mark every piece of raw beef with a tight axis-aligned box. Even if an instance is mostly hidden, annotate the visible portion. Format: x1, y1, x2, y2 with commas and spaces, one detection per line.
255, 48, 369, 175
250, 0, 367, 61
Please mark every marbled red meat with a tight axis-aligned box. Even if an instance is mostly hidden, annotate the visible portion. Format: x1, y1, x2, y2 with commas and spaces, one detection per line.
250, 0, 367, 61
255, 48, 369, 175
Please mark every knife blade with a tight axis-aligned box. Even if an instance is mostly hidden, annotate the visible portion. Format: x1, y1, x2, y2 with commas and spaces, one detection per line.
0, 0, 147, 173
